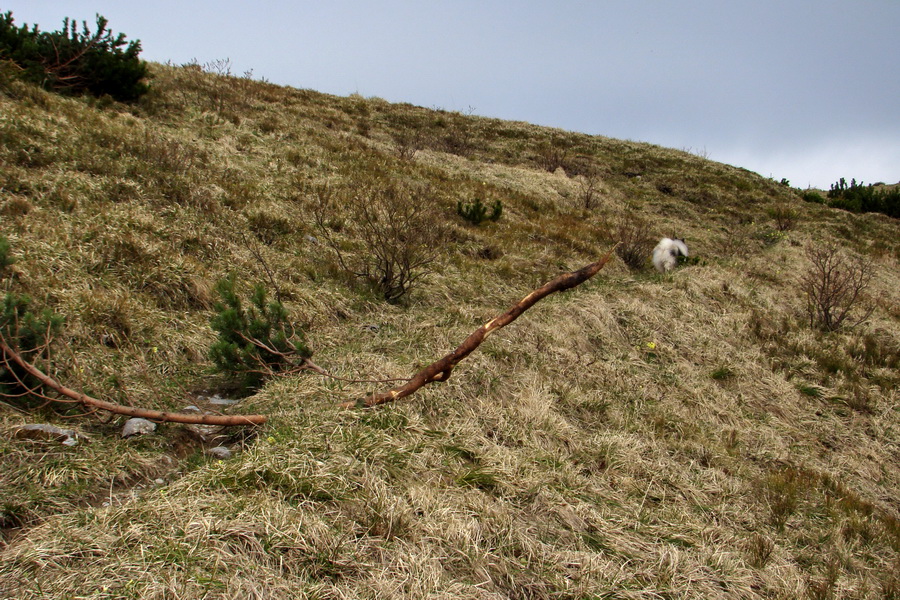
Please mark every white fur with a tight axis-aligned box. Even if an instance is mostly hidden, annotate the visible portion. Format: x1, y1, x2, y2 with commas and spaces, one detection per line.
652, 238, 689, 273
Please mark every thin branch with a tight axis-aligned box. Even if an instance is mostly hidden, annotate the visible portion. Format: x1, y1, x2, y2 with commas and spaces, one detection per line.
240, 229, 283, 304
342, 247, 617, 408
0, 336, 267, 426
0, 397, 32, 415
2, 352, 65, 402
233, 331, 408, 384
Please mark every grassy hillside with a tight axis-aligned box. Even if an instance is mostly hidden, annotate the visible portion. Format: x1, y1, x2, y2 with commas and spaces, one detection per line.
1, 63, 899, 599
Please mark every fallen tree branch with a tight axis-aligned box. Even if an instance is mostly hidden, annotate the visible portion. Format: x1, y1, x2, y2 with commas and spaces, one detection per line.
342, 247, 617, 409
0, 337, 267, 426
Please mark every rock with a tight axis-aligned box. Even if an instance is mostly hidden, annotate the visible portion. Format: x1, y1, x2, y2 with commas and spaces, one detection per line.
12, 424, 87, 446
186, 423, 220, 440
182, 405, 202, 413
122, 418, 156, 438
304, 234, 320, 245
206, 446, 232, 460
208, 394, 238, 406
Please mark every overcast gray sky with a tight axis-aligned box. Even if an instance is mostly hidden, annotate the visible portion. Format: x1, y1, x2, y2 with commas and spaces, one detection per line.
5, 1, 898, 189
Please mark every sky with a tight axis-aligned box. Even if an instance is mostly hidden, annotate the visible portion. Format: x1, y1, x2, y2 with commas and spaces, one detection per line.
4, 1, 898, 189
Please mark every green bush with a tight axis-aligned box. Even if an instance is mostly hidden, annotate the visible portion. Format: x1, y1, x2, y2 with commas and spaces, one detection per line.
1, 237, 65, 398
0, 235, 13, 275
766, 203, 799, 231
0, 11, 148, 101
801, 190, 825, 204
209, 276, 311, 390
827, 178, 899, 219
1, 293, 65, 360
457, 197, 502, 225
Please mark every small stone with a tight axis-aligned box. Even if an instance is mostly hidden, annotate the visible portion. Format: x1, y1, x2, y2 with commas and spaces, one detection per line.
12, 424, 86, 446
206, 446, 232, 460
182, 405, 202, 413
186, 423, 220, 440
208, 394, 238, 406
122, 418, 156, 438
154, 478, 165, 485
304, 234, 320, 245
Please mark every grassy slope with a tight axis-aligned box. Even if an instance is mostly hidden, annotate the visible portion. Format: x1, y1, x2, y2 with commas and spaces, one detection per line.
1, 64, 899, 599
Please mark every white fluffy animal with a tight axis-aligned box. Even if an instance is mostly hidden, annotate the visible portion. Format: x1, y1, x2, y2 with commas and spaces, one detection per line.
652, 238, 689, 273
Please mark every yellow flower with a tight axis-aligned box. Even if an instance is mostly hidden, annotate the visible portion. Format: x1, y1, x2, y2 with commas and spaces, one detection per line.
646, 341, 656, 350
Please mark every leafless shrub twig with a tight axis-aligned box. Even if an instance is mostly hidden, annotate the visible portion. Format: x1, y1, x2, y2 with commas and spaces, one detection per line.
801, 242, 874, 331
313, 183, 446, 303
614, 212, 656, 271
577, 170, 603, 210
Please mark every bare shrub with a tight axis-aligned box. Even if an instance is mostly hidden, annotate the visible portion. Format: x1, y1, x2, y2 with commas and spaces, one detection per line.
801, 242, 874, 331
434, 116, 475, 157
767, 203, 799, 231
391, 130, 425, 161
577, 171, 603, 210
313, 183, 445, 303
138, 129, 203, 177
535, 139, 571, 172
614, 212, 655, 271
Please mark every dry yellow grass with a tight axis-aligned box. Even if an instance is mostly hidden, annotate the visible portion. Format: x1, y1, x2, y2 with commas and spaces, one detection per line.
1, 63, 898, 599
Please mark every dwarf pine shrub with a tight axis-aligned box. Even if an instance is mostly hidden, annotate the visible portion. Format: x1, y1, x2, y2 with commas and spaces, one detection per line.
827, 177, 900, 218
801, 190, 825, 204
0, 11, 148, 101
1, 237, 65, 398
1, 293, 65, 360
209, 276, 311, 390
0, 235, 13, 275
457, 197, 502, 225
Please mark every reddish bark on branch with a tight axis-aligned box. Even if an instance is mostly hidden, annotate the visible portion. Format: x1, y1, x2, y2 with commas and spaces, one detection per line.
342, 247, 617, 409
0, 339, 267, 426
